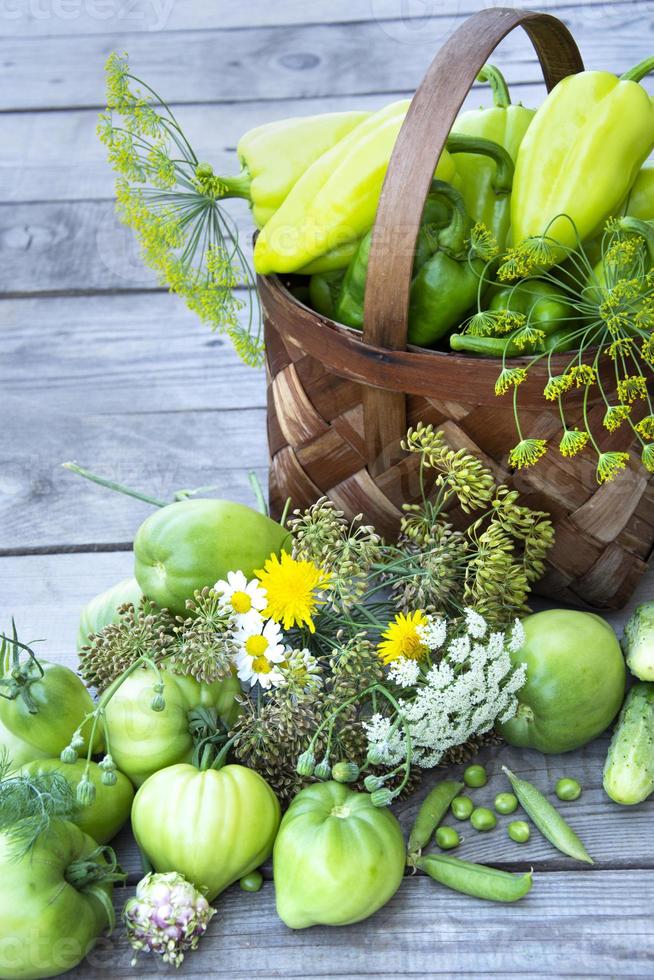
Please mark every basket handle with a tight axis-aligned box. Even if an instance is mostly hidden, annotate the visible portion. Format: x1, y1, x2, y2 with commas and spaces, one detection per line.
361, 7, 584, 474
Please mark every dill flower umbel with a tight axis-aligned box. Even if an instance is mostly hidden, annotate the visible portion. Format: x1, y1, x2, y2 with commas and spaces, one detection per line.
603, 404, 631, 432
596, 451, 631, 484
508, 438, 548, 469
255, 551, 330, 633
559, 428, 590, 458
378, 611, 430, 664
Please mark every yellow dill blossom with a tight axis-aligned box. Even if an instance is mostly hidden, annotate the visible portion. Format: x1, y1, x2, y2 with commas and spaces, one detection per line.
543, 374, 573, 401
603, 235, 643, 276
509, 438, 548, 469
642, 333, 654, 365
498, 238, 556, 281
617, 374, 648, 404
255, 551, 330, 633
512, 325, 546, 351
470, 223, 499, 261
596, 451, 630, 484
559, 428, 589, 458
635, 415, 654, 440
465, 310, 502, 337
378, 611, 429, 664
568, 364, 597, 388
634, 302, 654, 333
603, 404, 631, 432
495, 367, 527, 397
642, 444, 654, 472
604, 337, 634, 359
492, 311, 527, 336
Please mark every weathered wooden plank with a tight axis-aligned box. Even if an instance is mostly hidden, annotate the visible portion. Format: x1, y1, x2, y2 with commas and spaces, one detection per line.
0, 393, 268, 549
0, 0, 637, 37
2, 293, 265, 413
63, 870, 654, 978
0, 7, 647, 112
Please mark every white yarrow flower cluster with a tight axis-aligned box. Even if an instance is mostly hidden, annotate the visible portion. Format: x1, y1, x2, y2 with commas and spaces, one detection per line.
365, 611, 527, 768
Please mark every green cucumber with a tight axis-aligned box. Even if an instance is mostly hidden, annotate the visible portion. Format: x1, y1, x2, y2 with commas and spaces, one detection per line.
603, 682, 654, 805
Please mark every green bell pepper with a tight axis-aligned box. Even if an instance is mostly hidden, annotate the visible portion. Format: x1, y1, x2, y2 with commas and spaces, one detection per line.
451, 64, 535, 248
309, 269, 346, 318
626, 165, 654, 222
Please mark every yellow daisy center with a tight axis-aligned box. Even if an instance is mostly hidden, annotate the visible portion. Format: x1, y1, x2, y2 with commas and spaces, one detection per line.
245, 634, 269, 658
251, 655, 272, 674
255, 551, 330, 633
231, 590, 252, 614
378, 611, 429, 665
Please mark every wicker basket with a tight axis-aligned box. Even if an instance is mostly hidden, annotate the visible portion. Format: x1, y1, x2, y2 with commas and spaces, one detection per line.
259, 7, 654, 611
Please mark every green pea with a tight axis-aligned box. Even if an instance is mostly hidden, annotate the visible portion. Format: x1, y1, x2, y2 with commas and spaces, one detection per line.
450, 795, 474, 820
495, 792, 519, 815
508, 820, 530, 843
555, 777, 582, 801
239, 870, 263, 893
463, 764, 487, 788
435, 826, 461, 850
470, 807, 497, 832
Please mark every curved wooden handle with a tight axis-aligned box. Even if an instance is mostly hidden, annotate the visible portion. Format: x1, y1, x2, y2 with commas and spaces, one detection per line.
360, 8, 584, 474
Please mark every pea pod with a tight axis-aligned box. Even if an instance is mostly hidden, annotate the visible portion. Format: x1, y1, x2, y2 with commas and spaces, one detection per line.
502, 766, 593, 865
417, 854, 533, 903
407, 779, 463, 859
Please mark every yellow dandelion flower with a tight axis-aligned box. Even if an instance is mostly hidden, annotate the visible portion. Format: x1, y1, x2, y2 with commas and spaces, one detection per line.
378, 610, 429, 665
255, 551, 330, 633
596, 452, 630, 484
508, 438, 548, 469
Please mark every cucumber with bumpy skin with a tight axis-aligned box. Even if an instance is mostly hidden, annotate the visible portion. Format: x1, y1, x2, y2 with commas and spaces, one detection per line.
603, 682, 654, 805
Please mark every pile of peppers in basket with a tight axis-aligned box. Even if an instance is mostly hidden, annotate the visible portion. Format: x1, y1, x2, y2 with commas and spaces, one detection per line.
222, 57, 654, 356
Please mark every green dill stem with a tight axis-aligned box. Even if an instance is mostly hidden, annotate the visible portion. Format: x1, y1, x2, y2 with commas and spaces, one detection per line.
248, 470, 269, 516
62, 462, 167, 507
512, 384, 524, 442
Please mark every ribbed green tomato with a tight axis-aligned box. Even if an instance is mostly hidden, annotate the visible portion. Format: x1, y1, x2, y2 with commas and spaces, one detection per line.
133, 499, 288, 615
498, 609, 625, 753
104, 667, 241, 786
0, 659, 101, 758
132, 763, 280, 900
77, 577, 143, 650
0, 820, 117, 980
273, 782, 406, 928
0, 718, 49, 769
20, 759, 134, 844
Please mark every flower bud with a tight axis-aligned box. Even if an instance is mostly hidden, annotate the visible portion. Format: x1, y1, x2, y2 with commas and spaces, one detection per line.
99, 754, 116, 772
313, 758, 331, 780
60, 745, 78, 764
101, 770, 118, 786
150, 693, 166, 712
366, 745, 385, 766
70, 730, 86, 750
364, 774, 385, 792
76, 776, 96, 807
332, 761, 360, 784
370, 788, 394, 808
296, 750, 316, 777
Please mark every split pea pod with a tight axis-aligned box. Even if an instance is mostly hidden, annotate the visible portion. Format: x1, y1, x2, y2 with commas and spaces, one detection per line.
502, 767, 593, 865
407, 779, 464, 858
417, 854, 533, 903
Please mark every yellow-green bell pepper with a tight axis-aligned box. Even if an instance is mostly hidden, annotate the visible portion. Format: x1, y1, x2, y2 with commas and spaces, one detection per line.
511, 57, 654, 258
626, 165, 654, 221
253, 99, 463, 275
451, 64, 535, 248
215, 110, 371, 228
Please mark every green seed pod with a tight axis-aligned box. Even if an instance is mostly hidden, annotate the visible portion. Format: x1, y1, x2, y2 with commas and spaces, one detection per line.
313, 759, 331, 780
150, 693, 166, 712
370, 788, 393, 807
364, 774, 385, 792
60, 745, 78, 765
332, 761, 360, 783
101, 770, 118, 787
76, 776, 96, 807
296, 750, 316, 777
366, 746, 385, 766
99, 754, 116, 772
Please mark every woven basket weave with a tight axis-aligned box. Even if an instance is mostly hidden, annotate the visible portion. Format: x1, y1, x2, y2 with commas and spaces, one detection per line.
259, 7, 654, 611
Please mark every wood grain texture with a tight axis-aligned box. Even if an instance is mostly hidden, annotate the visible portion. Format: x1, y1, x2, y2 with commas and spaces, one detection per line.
0, 6, 651, 111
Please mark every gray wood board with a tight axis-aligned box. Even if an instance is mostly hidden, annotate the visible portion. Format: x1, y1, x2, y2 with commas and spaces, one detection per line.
0, 6, 649, 112
0, 0, 637, 37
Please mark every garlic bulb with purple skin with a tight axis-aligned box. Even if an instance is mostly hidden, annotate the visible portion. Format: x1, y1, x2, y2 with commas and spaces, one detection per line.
124, 871, 216, 967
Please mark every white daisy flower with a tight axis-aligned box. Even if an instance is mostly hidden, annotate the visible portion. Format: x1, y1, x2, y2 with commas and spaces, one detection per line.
214, 570, 267, 622
234, 618, 286, 690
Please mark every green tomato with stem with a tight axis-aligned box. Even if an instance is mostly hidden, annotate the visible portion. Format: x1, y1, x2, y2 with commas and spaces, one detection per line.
132, 762, 280, 901
273, 782, 405, 928
133, 499, 289, 615
77, 577, 143, 651
497, 610, 625, 753
20, 759, 134, 844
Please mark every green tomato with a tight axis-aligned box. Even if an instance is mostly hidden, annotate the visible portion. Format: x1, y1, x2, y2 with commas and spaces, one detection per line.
0, 718, 49, 769
0, 658, 100, 758
0, 820, 117, 979
133, 499, 288, 615
20, 759, 134, 844
497, 610, 625, 753
495, 792, 519, 815
470, 807, 497, 831
77, 577, 143, 651
273, 781, 405, 929
132, 763, 280, 901
556, 777, 582, 802
463, 764, 487, 788
105, 666, 242, 786
508, 820, 530, 843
